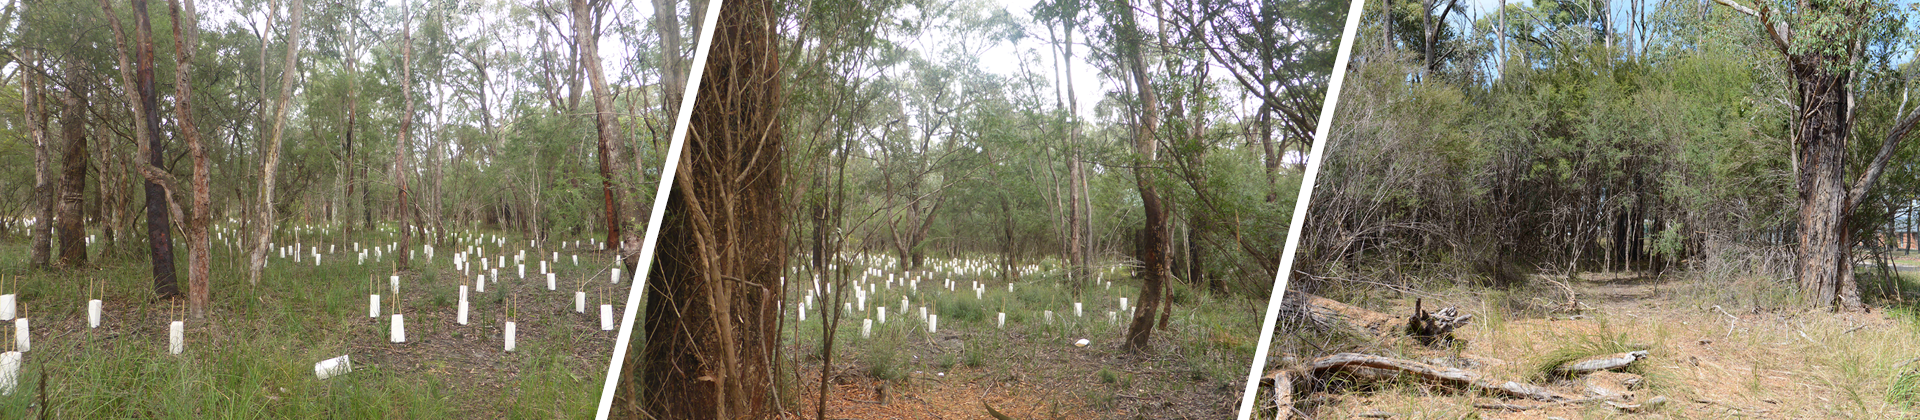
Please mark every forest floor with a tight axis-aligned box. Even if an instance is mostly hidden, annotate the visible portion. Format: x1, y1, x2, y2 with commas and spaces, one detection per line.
0, 227, 624, 419
781, 259, 1258, 420
1274, 271, 1920, 419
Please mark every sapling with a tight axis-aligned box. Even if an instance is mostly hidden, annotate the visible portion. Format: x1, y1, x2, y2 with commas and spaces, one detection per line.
390, 283, 406, 343
504, 295, 517, 352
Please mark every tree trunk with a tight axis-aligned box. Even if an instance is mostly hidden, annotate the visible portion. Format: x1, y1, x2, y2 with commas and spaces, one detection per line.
1118, 0, 1168, 353
1793, 66, 1858, 310
651, 0, 685, 114
22, 1, 52, 270
1710, 0, 1920, 312
393, 0, 414, 271
576, 0, 637, 268
635, 0, 785, 414
130, 0, 179, 296
55, 66, 88, 269
344, 40, 359, 234
247, 0, 307, 284
168, 0, 211, 318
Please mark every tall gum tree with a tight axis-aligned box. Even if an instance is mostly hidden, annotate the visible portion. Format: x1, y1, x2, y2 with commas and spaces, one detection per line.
246, 0, 308, 284
168, 0, 212, 318
1712, 0, 1920, 310
1113, 0, 1171, 352
99, 0, 186, 297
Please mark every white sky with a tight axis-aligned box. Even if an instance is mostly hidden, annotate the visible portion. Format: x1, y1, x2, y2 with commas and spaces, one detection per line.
980, 0, 1109, 119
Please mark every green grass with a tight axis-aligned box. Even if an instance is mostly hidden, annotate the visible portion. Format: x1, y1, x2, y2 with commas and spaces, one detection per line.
1891, 369, 1920, 410
0, 224, 611, 418
1525, 322, 1649, 381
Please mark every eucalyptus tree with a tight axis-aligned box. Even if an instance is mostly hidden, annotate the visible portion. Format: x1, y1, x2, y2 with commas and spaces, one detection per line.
574, 0, 640, 267
1098, 0, 1173, 353
245, 0, 308, 283
167, 0, 212, 318
18, 0, 53, 271
393, 0, 416, 270
1710, 0, 1920, 310
1030, 0, 1092, 282
99, 0, 185, 295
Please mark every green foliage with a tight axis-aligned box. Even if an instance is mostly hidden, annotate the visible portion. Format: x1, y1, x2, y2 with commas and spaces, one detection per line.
1891, 369, 1920, 409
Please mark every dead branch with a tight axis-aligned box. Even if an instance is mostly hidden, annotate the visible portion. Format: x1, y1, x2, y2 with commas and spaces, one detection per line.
1261, 369, 1295, 420
1281, 292, 1403, 340
1554, 351, 1650, 376
1406, 298, 1472, 346
1299, 353, 1584, 402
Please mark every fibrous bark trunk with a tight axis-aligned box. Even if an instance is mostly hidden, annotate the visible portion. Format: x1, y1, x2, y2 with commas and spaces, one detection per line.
636, 0, 786, 415
1793, 66, 1859, 310
1710, 0, 1920, 311
55, 64, 88, 269
168, 0, 211, 318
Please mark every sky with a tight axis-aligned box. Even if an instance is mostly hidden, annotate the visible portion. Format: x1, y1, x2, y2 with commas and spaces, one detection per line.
980, 0, 1109, 119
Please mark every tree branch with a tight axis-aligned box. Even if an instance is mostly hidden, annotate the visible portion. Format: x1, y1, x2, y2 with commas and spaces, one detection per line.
1845, 108, 1920, 212
1710, 0, 1790, 54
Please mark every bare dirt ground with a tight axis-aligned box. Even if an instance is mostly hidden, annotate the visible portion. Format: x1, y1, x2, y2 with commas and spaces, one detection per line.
1288, 272, 1919, 419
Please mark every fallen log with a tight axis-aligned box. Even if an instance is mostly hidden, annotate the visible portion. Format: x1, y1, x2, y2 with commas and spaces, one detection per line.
1298, 353, 1583, 402
1261, 369, 1295, 420
1554, 350, 1650, 376
1282, 293, 1471, 347
1281, 292, 1403, 340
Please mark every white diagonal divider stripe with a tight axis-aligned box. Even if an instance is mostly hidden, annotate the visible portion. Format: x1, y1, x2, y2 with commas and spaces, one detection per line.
1235, 0, 1367, 417
594, 0, 727, 416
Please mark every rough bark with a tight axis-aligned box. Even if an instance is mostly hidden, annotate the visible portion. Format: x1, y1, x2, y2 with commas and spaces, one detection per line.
636, 0, 785, 415
1792, 64, 1858, 310
1710, 0, 1920, 311
168, 0, 211, 318
55, 66, 87, 269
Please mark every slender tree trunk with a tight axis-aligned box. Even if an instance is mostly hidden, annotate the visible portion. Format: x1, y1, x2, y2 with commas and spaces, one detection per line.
393, 0, 414, 271
168, 0, 211, 318
22, 0, 53, 270
1062, 16, 1090, 282
637, 0, 785, 414
1118, 0, 1168, 353
576, 0, 637, 267
341, 2, 361, 236
247, 0, 307, 284
55, 65, 88, 269
652, 0, 685, 114
120, 0, 181, 296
